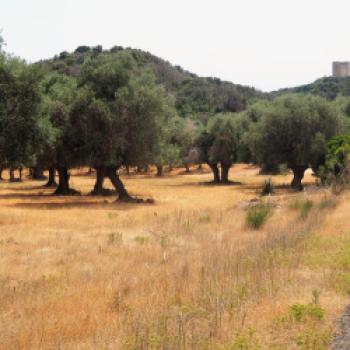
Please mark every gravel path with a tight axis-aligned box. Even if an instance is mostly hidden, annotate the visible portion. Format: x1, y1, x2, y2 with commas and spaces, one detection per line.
331, 305, 350, 349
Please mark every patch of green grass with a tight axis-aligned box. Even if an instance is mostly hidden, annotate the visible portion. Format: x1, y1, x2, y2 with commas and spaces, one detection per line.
198, 213, 211, 223
246, 204, 272, 229
134, 236, 149, 245
332, 272, 350, 294
318, 197, 338, 210
299, 200, 313, 220
289, 199, 313, 220
293, 327, 331, 350
159, 234, 170, 247
218, 327, 260, 350
288, 303, 324, 322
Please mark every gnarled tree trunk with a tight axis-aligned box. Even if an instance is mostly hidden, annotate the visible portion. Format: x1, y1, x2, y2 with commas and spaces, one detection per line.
55, 167, 79, 195
91, 167, 113, 195
106, 166, 133, 202
156, 165, 163, 177
209, 163, 220, 183
221, 163, 232, 183
184, 163, 190, 173
92, 167, 105, 194
9, 168, 15, 182
45, 167, 57, 187
0, 167, 3, 180
291, 165, 307, 191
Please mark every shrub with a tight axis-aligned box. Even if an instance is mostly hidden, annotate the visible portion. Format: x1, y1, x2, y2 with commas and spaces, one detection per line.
289, 303, 324, 322
246, 204, 271, 229
293, 328, 331, 350
261, 178, 274, 196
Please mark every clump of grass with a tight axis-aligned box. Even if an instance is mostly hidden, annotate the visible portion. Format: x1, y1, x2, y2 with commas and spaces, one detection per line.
288, 198, 303, 210
293, 328, 331, 350
261, 178, 274, 196
318, 196, 338, 210
289, 198, 313, 220
300, 200, 313, 220
230, 327, 260, 350
134, 236, 149, 245
198, 213, 211, 223
107, 232, 123, 245
246, 204, 272, 229
159, 234, 170, 247
288, 303, 324, 322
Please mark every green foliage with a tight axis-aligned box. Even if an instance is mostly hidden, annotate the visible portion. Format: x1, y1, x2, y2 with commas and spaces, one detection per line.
316, 135, 350, 190
196, 112, 250, 182
215, 327, 261, 350
117, 72, 175, 167
288, 303, 324, 322
293, 328, 331, 350
276, 76, 350, 101
288, 199, 313, 220
134, 236, 149, 245
246, 204, 271, 229
0, 54, 49, 169
74, 45, 91, 54
0, 32, 4, 51
318, 196, 338, 210
300, 200, 313, 220
38, 45, 263, 120
247, 94, 342, 189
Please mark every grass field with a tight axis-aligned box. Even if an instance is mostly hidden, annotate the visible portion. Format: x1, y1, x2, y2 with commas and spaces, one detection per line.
0, 165, 349, 349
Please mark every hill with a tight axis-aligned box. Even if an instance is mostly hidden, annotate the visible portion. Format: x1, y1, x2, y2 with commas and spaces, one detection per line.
274, 76, 350, 100
37, 45, 265, 118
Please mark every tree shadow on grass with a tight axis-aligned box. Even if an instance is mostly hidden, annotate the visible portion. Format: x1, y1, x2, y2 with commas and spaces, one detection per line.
198, 180, 243, 186
0, 192, 50, 199
9, 200, 147, 210
239, 182, 312, 195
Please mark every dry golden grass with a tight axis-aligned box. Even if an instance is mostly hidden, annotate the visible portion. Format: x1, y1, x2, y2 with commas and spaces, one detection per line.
0, 164, 348, 349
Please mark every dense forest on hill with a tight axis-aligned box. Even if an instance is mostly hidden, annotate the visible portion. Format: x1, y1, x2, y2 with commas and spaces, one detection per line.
37, 45, 264, 119
274, 76, 350, 100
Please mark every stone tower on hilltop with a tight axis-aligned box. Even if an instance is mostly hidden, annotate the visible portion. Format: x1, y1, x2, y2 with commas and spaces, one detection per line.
333, 62, 350, 77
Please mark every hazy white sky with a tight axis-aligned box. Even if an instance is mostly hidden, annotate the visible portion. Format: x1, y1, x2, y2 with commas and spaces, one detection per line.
2, 0, 350, 91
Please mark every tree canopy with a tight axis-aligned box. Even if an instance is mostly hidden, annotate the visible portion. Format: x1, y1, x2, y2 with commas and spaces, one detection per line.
247, 94, 343, 189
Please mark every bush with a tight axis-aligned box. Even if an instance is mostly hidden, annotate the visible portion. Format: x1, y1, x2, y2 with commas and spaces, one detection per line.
261, 178, 274, 196
289, 303, 324, 322
246, 204, 271, 229
293, 328, 331, 350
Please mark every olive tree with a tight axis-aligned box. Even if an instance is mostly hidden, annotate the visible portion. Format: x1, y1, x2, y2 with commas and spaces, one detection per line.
249, 94, 343, 190
0, 54, 50, 180
39, 73, 80, 193
197, 113, 247, 183
78, 53, 174, 201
